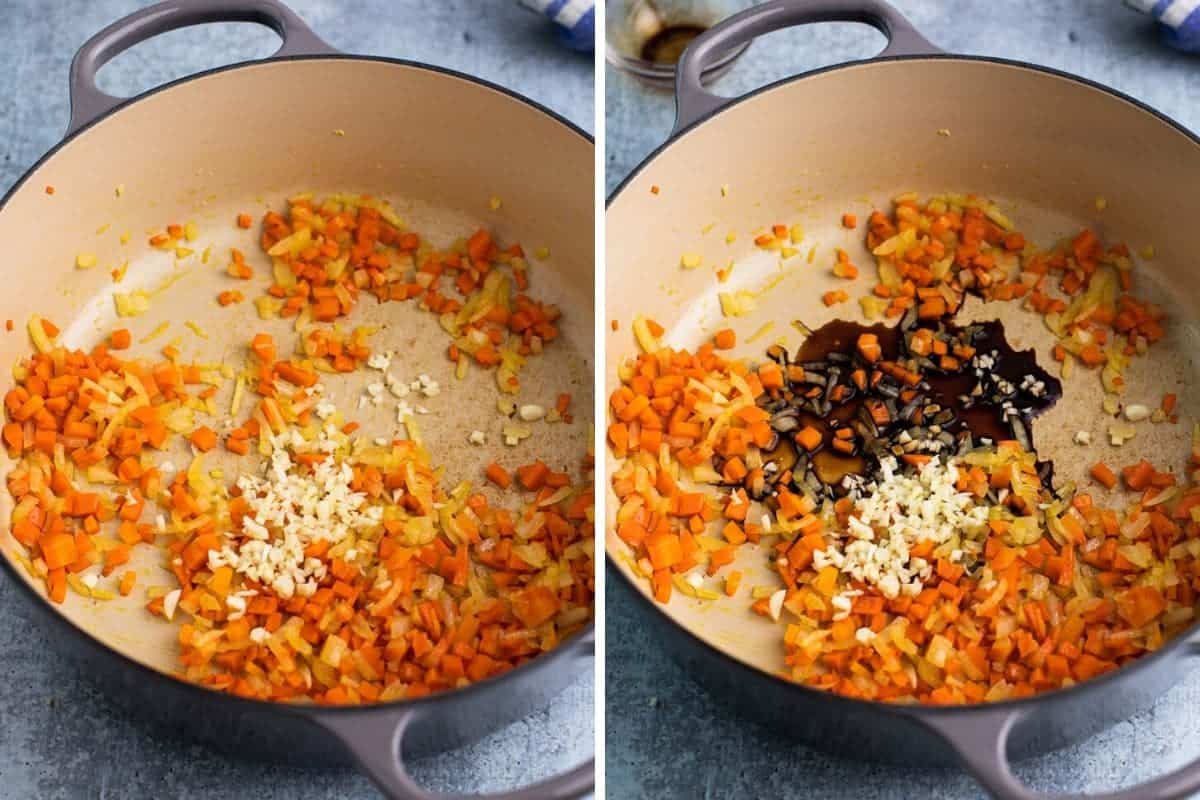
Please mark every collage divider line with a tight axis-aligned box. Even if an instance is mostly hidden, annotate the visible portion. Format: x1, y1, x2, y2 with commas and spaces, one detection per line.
592, 2, 607, 796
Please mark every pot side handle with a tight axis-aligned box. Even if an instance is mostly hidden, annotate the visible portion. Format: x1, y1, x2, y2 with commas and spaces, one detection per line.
317, 711, 594, 800
67, 0, 336, 137
315, 628, 595, 800
921, 678, 1200, 800
672, 0, 940, 136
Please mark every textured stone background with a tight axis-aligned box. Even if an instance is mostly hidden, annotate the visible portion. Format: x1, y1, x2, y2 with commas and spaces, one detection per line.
0, 1, 593, 798
605, 1, 1200, 798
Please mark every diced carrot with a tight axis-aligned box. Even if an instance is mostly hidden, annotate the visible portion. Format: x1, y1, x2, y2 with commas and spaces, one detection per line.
1121, 460, 1155, 491
1079, 344, 1106, 367
515, 461, 549, 491
485, 462, 511, 489
2, 423, 22, 454
857, 333, 881, 363
795, 426, 822, 451
275, 362, 317, 388
758, 362, 783, 389
645, 532, 683, 570
41, 533, 77, 571
1116, 586, 1166, 628
1089, 462, 1117, 490
510, 586, 560, 628
251, 333, 275, 364
189, 426, 217, 452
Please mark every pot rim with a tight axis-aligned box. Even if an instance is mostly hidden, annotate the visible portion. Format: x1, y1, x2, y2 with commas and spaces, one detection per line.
608, 52, 1200, 207
605, 51, 1200, 720
0, 51, 595, 720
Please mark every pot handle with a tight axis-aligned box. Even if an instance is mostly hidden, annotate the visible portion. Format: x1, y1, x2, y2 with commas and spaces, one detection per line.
921, 671, 1200, 800
672, 0, 940, 136
317, 711, 594, 800
315, 628, 595, 799
67, 0, 336, 136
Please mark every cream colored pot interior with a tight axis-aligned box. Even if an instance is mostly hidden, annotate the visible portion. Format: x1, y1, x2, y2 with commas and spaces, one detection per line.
0, 58, 593, 675
607, 58, 1200, 678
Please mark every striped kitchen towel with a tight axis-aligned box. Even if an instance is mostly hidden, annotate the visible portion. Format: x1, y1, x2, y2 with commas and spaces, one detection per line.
1126, 0, 1200, 51
519, 0, 595, 51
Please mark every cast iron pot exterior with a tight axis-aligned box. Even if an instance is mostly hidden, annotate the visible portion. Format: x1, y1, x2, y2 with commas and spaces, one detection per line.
606, 2, 1200, 798
0, 2, 594, 798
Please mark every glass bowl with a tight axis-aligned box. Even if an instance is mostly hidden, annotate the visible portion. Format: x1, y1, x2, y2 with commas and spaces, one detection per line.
606, 0, 754, 89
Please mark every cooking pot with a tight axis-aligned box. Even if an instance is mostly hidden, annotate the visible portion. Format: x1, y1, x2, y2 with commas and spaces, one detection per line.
605, 2, 1200, 797
0, 1, 595, 797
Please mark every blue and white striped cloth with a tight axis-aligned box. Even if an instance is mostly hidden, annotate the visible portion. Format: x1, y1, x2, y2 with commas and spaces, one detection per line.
519, 0, 595, 51
1126, 0, 1200, 52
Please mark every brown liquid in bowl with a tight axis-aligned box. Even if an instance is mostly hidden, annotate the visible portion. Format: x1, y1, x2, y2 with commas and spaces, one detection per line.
640, 24, 707, 64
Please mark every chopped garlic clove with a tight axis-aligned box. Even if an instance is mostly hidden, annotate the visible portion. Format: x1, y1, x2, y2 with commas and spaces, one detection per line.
163, 588, 182, 621
518, 404, 546, 422
1124, 404, 1150, 422
768, 589, 785, 622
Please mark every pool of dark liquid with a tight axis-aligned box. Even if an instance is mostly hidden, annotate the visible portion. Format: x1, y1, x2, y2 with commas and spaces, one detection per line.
759, 316, 1062, 490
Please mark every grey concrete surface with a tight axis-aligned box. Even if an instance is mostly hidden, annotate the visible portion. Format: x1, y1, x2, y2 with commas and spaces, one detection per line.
0, 1, 593, 799
605, 1, 1200, 798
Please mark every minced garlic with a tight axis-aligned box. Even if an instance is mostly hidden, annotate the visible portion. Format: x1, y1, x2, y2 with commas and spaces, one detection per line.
207, 427, 382, 600
819, 456, 989, 599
